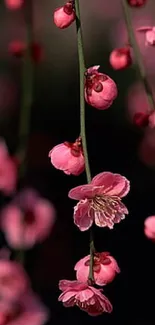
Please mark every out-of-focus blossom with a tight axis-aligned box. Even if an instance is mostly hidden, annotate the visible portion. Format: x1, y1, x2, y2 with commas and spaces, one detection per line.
4, 0, 23, 10
54, 1, 75, 29
0, 140, 17, 195
75, 252, 120, 286
137, 26, 155, 46
9, 41, 43, 63
58, 280, 112, 316
109, 47, 132, 70
1, 189, 56, 249
148, 111, 155, 128
48, 137, 85, 176
0, 292, 49, 325
144, 216, 155, 241
0, 76, 17, 114
0, 260, 29, 301
127, 0, 147, 7
68, 172, 130, 231
85, 66, 118, 110
133, 112, 150, 127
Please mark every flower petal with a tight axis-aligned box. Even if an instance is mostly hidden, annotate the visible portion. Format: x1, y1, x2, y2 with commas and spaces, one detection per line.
92, 172, 130, 197
137, 26, 153, 32
68, 185, 94, 200
74, 199, 94, 231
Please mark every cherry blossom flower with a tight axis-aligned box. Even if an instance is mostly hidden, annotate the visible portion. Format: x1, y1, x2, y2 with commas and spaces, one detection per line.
0, 260, 29, 301
1, 189, 56, 249
54, 1, 75, 29
75, 252, 120, 286
4, 0, 23, 10
127, 0, 147, 7
0, 292, 49, 325
84, 66, 118, 110
137, 26, 155, 46
144, 216, 155, 241
0, 140, 17, 195
48, 137, 85, 175
68, 172, 130, 231
58, 280, 112, 316
109, 47, 132, 70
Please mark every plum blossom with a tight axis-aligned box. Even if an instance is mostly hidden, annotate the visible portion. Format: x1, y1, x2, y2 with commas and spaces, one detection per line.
127, 0, 147, 6
144, 216, 155, 241
109, 47, 132, 70
0, 189, 56, 249
54, 1, 75, 29
75, 252, 120, 286
0, 260, 29, 301
4, 0, 23, 10
0, 140, 17, 195
58, 280, 112, 316
84, 66, 118, 110
48, 137, 85, 175
0, 292, 49, 325
68, 172, 130, 231
137, 26, 155, 46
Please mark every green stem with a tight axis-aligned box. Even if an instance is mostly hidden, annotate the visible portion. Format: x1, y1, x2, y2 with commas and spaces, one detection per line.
122, 0, 155, 111
74, 0, 94, 284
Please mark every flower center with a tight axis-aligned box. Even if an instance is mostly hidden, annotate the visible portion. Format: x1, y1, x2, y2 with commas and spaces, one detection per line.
24, 209, 35, 224
91, 195, 121, 217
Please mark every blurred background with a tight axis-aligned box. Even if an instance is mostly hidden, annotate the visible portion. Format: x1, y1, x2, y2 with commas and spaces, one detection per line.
0, 0, 155, 324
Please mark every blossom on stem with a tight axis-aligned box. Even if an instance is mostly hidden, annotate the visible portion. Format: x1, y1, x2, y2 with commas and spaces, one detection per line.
54, 1, 75, 29
75, 252, 120, 286
48, 137, 85, 175
137, 26, 155, 46
68, 172, 130, 231
0, 189, 56, 249
127, 0, 147, 6
0, 260, 29, 301
58, 280, 112, 316
84, 66, 118, 110
0, 139, 17, 195
0, 292, 49, 325
109, 47, 132, 70
144, 216, 155, 241
4, 0, 23, 10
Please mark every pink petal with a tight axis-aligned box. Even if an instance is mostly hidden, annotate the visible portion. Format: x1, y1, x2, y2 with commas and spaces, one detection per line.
92, 172, 130, 197
87, 65, 100, 74
137, 26, 153, 32
74, 199, 94, 231
68, 185, 94, 200
74, 255, 89, 271
59, 280, 87, 292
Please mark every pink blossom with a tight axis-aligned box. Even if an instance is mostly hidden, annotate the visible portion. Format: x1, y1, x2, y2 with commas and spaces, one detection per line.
54, 1, 75, 29
109, 47, 132, 70
9, 41, 43, 63
137, 26, 155, 46
48, 137, 85, 175
0, 292, 49, 325
127, 0, 147, 6
68, 172, 130, 231
0, 140, 17, 195
4, 0, 23, 10
133, 112, 150, 127
58, 280, 112, 316
148, 111, 155, 128
84, 66, 118, 110
1, 189, 56, 249
144, 216, 155, 241
75, 252, 120, 286
0, 260, 29, 301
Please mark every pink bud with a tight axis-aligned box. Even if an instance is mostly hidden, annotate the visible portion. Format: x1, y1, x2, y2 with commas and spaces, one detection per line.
48, 137, 85, 175
133, 112, 150, 127
127, 0, 147, 7
85, 65, 118, 110
5, 0, 23, 10
109, 47, 132, 70
144, 216, 155, 241
54, 1, 75, 29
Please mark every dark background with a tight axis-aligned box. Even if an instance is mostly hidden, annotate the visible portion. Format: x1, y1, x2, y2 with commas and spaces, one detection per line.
0, 0, 155, 324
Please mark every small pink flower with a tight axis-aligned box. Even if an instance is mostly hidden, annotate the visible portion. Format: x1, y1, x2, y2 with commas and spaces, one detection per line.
144, 216, 155, 241
58, 280, 112, 316
48, 137, 85, 175
127, 0, 147, 6
0, 292, 49, 325
109, 47, 132, 70
68, 172, 130, 231
75, 252, 120, 286
1, 189, 56, 249
137, 26, 155, 46
0, 260, 29, 301
84, 66, 118, 110
4, 0, 23, 10
54, 1, 75, 29
0, 140, 17, 195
